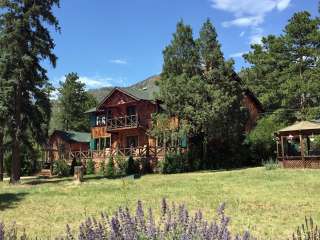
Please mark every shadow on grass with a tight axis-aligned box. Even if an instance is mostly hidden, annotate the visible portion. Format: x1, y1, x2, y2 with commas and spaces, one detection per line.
0, 192, 28, 211
24, 175, 108, 185
24, 177, 73, 185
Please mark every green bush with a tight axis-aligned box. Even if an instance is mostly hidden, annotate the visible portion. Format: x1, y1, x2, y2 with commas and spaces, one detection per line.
140, 157, 153, 174
86, 158, 95, 175
160, 152, 188, 174
52, 159, 70, 177
106, 157, 115, 178
126, 156, 139, 175
99, 159, 106, 176
246, 110, 289, 165
114, 154, 127, 176
263, 158, 279, 170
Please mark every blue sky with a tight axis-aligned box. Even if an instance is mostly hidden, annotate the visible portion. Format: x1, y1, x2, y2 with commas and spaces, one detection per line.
47, 0, 318, 90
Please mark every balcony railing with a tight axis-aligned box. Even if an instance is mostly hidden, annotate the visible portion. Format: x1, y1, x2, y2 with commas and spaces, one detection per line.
104, 114, 139, 130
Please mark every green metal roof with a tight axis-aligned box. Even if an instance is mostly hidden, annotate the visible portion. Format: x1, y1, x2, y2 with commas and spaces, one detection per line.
84, 107, 97, 114
53, 130, 91, 143
120, 86, 159, 101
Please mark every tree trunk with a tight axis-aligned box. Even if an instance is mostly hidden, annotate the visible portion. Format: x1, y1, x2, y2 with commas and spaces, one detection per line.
0, 129, 4, 182
11, 84, 22, 184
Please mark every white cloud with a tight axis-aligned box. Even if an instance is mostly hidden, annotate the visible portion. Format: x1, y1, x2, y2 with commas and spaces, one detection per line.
55, 75, 118, 89
276, 0, 291, 11
249, 27, 263, 44
78, 76, 113, 88
211, 0, 291, 17
222, 16, 264, 27
229, 51, 247, 58
211, 0, 291, 44
109, 59, 127, 65
240, 31, 245, 37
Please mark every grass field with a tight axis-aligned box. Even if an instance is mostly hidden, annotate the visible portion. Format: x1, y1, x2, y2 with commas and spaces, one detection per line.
0, 167, 319, 239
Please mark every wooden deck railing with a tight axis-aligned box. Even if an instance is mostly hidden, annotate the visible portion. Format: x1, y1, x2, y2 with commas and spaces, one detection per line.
98, 114, 139, 130
67, 146, 176, 161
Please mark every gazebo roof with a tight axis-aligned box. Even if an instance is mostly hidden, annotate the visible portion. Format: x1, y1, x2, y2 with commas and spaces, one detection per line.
277, 121, 320, 135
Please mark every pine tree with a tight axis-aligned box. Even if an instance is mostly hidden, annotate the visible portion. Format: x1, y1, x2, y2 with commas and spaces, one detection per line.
197, 20, 246, 167
58, 72, 97, 132
198, 19, 224, 72
158, 21, 200, 120
282, 11, 320, 119
0, 0, 60, 183
156, 19, 246, 168
243, 11, 320, 120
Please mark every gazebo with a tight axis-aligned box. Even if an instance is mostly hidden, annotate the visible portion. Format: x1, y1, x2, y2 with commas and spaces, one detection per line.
275, 121, 320, 168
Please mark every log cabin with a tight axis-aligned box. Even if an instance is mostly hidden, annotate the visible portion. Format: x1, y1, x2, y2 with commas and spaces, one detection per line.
46, 130, 91, 161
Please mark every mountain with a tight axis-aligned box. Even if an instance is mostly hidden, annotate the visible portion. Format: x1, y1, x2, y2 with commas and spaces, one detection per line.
88, 75, 160, 102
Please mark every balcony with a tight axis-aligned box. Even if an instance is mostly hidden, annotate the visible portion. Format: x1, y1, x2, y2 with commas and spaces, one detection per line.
95, 114, 139, 131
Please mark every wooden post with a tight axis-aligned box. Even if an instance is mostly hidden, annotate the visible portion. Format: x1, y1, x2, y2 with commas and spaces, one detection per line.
281, 136, 285, 159
300, 134, 306, 168
276, 139, 279, 159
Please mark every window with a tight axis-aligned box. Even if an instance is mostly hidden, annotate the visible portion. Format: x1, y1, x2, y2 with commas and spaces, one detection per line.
106, 109, 112, 120
127, 106, 136, 116
126, 136, 138, 148
95, 137, 111, 150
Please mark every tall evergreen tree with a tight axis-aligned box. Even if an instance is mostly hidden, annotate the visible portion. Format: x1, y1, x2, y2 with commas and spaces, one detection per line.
58, 72, 97, 132
197, 20, 246, 166
0, 0, 60, 183
243, 11, 320, 120
155, 19, 246, 168
158, 20, 201, 121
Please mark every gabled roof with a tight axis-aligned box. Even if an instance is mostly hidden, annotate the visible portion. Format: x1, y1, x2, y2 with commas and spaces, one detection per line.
51, 130, 91, 143
94, 86, 158, 112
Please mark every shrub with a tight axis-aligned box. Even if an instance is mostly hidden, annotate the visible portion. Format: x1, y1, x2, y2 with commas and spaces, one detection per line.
99, 159, 106, 176
126, 156, 139, 175
246, 110, 289, 165
106, 157, 115, 178
263, 158, 279, 171
160, 152, 188, 174
65, 200, 254, 239
52, 159, 70, 177
140, 157, 153, 174
114, 154, 127, 176
86, 158, 95, 175
292, 217, 320, 240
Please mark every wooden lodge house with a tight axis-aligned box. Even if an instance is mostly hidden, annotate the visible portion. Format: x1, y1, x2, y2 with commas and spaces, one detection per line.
45, 75, 263, 169
84, 75, 262, 162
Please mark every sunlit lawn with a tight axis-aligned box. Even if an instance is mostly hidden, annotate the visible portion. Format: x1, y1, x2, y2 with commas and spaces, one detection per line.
0, 167, 319, 239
